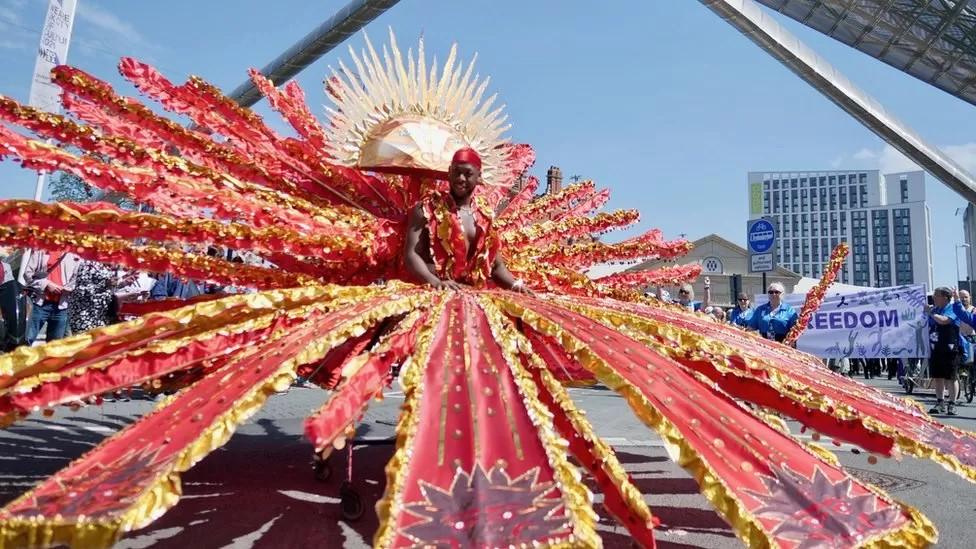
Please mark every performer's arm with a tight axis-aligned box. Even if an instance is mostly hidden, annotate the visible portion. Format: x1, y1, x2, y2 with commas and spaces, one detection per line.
491, 257, 532, 294
403, 205, 459, 290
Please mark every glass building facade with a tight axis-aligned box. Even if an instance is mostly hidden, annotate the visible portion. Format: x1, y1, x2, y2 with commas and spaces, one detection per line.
748, 170, 931, 288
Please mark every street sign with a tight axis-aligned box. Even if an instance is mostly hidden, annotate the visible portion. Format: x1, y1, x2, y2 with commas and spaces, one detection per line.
747, 218, 776, 273
750, 253, 774, 273
747, 219, 775, 253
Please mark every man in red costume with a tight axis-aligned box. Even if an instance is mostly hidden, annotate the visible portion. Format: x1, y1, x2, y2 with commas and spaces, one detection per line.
404, 147, 530, 293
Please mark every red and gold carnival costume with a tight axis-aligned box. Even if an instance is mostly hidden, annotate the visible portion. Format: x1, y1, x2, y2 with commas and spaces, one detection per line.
0, 32, 972, 548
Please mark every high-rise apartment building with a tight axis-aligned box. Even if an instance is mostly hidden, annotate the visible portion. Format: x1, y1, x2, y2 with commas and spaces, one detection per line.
747, 170, 932, 288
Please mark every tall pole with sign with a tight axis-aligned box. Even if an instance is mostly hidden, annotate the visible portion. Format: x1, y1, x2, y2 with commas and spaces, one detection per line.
747, 218, 777, 293
29, 0, 79, 201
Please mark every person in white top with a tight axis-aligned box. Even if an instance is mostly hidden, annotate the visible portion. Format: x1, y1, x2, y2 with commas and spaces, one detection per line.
19, 249, 82, 344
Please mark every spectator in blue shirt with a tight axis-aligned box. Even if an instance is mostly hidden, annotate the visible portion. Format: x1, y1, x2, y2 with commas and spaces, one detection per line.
729, 292, 754, 327
747, 282, 798, 343
927, 287, 976, 415
149, 273, 205, 300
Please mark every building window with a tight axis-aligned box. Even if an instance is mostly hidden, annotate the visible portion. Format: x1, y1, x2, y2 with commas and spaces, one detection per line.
894, 207, 913, 284
702, 257, 723, 274
900, 179, 909, 203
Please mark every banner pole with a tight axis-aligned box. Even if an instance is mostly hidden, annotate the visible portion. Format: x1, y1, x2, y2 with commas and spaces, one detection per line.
27, 0, 78, 202
32, 172, 47, 201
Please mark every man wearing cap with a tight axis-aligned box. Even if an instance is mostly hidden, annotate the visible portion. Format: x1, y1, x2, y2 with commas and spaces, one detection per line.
404, 147, 530, 293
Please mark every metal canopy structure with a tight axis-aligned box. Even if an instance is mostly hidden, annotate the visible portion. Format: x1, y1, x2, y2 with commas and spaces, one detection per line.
756, 0, 976, 106
226, 0, 401, 108
700, 0, 976, 203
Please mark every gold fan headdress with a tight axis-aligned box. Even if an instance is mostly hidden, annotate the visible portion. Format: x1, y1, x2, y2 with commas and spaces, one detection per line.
323, 30, 510, 182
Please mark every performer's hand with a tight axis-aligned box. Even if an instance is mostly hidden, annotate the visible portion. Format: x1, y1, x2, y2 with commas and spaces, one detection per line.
512, 284, 535, 296
433, 279, 463, 291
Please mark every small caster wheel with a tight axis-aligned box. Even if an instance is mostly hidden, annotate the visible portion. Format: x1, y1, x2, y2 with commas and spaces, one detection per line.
314, 460, 331, 482
340, 481, 365, 521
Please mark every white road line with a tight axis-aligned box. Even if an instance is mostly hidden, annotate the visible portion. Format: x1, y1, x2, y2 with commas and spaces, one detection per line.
8, 424, 115, 434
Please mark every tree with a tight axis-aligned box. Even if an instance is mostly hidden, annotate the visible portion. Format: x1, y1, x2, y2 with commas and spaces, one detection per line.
48, 172, 135, 209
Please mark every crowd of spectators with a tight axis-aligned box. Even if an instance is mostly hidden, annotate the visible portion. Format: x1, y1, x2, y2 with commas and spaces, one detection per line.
0, 246, 256, 352
652, 280, 976, 416
653, 279, 799, 343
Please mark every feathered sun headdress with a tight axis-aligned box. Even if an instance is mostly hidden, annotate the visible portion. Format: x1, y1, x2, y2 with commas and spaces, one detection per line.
322, 30, 510, 183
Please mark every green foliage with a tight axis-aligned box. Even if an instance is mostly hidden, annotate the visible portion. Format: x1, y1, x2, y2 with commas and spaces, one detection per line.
48, 172, 135, 209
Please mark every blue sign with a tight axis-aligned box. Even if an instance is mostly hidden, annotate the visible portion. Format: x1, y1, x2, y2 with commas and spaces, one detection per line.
747, 219, 775, 254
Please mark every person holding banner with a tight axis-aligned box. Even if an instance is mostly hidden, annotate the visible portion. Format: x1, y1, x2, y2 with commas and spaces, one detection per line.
747, 282, 798, 343
926, 287, 976, 416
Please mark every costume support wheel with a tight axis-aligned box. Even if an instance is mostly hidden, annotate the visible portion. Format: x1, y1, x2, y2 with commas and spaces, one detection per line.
314, 459, 331, 482
339, 481, 365, 521
312, 449, 332, 482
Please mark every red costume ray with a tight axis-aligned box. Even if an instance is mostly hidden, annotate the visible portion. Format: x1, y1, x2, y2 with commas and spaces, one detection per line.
0, 32, 966, 548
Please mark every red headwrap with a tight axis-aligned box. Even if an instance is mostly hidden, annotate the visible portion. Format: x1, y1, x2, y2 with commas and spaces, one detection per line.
451, 147, 482, 170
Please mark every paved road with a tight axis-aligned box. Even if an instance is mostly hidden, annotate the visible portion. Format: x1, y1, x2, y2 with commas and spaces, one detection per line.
2, 377, 974, 548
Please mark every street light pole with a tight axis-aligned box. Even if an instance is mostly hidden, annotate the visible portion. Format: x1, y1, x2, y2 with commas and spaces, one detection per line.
956, 243, 970, 289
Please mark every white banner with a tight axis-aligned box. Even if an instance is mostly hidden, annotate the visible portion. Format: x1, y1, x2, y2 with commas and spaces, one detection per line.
29, 0, 78, 113
756, 284, 930, 359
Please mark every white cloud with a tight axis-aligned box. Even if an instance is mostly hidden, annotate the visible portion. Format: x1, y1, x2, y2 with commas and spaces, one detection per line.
942, 143, 976, 174
876, 144, 920, 175
0, 38, 28, 51
75, 1, 152, 49
0, 1, 32, 52
0, 1, 158, 59
834, 142, 976, 177
0, 6, 22, 25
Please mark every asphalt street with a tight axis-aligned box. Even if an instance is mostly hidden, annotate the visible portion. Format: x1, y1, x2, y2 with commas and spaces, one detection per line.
1, 377, 974, 548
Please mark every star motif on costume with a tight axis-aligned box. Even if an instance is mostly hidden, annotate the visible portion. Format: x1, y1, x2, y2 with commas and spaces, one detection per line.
745, 466, 905, 549
399, 464, 570, 547
28, 446, 162, 518
925, 427, 976, 467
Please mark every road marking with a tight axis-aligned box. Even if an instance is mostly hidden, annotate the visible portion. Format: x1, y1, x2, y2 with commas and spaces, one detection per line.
7, 424, 115, 434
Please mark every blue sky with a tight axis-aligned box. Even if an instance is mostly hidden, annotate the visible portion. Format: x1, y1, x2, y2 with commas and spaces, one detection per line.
1, 0, 975, 286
